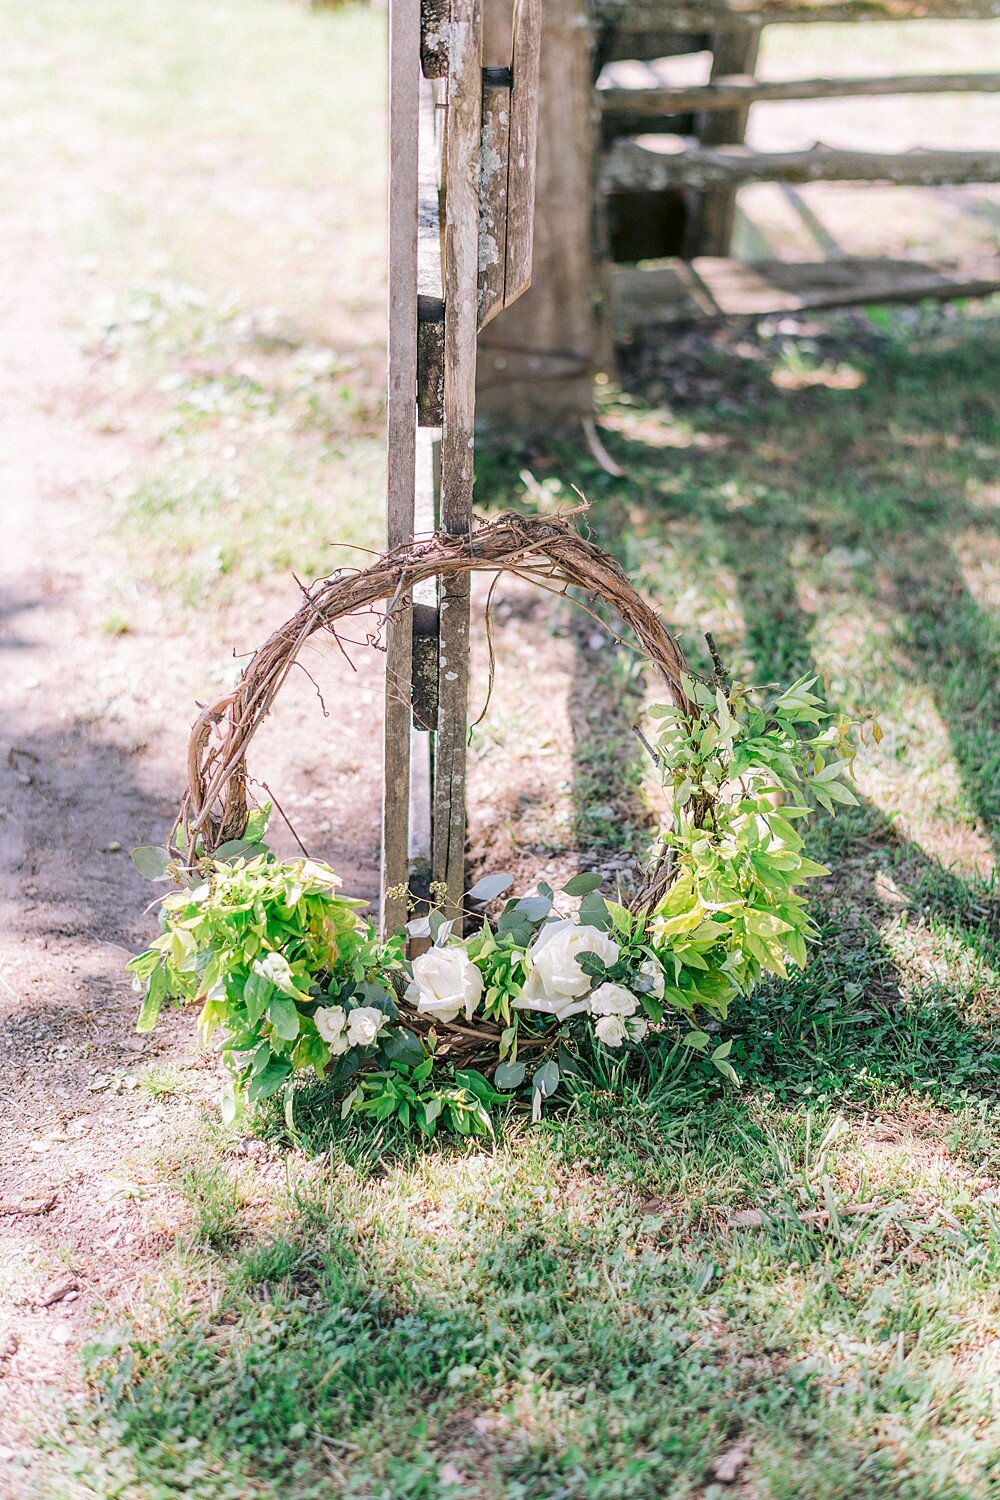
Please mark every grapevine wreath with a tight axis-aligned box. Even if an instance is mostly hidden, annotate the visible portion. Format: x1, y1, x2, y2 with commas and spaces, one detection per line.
128, 511, 860, 1133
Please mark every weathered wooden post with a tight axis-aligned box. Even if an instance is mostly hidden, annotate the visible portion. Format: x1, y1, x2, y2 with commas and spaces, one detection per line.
477, 0, 597, 436
381, 0, 542, 936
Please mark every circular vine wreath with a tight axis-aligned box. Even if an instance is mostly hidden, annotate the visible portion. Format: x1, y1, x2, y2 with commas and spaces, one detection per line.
129, 510, 858, 1131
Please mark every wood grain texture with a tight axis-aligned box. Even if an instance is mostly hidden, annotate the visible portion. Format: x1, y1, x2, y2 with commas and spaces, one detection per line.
686, 26, 759, 258
612, 254, 1000, 326
435, 0, 482, 923
382, 0, 422, 937
600, 72, 1000, 116
478, 76, 512, 329
596, 0, 1000, 31
504, 0, 542, 305
477, 0, 595, 433
604, 139, 1000, 191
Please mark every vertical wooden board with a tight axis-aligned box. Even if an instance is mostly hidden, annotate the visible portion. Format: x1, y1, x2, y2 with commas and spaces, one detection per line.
503, 0, 542, 304
434, 0, 482, 924
685, 25, 760, 257
476, 0, 594, 435
478, 77, 511, 330
381, 0, 421, 938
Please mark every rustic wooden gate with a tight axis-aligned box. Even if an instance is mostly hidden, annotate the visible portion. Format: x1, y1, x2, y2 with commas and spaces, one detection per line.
597, 1, 1000, 326
381, 0, 541, 936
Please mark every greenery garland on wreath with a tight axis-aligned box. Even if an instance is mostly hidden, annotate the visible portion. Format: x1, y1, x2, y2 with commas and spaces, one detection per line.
127, 513, 867, 1135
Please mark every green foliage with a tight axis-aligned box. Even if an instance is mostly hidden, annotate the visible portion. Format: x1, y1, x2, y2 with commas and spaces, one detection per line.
644, 673, 864, 1041
128, 670, 860, 1133
126, 823, 411, 1117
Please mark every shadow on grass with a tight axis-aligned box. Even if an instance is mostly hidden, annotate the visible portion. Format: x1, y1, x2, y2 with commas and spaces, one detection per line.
59, 307, 1000, 1500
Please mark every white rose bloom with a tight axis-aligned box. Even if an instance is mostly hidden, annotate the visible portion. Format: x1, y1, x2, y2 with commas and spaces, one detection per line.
628, 1016, 649, 1043
314, 1004, 349, 1055
405, 947, 483, 1024
515, 921, 620, 1019
346, 1005, 386, 1049
589, 981, 638, 1018
638, 957, 665, 1001
594, 1013, 629, 1048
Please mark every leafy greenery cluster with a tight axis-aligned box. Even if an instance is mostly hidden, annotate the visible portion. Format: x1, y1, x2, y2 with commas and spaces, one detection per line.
128, 672, 861, 1133
643, 673, 863, 1044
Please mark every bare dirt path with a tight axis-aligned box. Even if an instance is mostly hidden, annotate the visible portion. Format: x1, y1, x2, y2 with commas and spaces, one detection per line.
0, 197, 384, 1483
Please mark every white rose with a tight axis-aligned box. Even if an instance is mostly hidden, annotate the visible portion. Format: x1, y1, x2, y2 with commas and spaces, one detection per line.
628, 1016, 649, 1043
514, 921, 620, 1019
405, 947, 483, 1024
314, 1004, 349, 1055
594, 1013, 628, 1048
590, 982, 638, 1018
346, 1005, 386, 1049
638, 958, 665, 1002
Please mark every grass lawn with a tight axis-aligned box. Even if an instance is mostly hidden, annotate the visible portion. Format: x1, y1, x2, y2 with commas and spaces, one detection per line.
4, 2, 998, 1497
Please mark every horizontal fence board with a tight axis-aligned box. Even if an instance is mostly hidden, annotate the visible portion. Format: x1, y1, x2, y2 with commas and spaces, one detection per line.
603, 137, 1000, 189
612, 253, 1000, 326
596, 1, 1000, 31
600, 71, 1000, 114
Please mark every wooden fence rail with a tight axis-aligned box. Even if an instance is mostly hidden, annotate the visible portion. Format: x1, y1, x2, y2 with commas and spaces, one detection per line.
604, 140, 1000, 190
597, 1, 1000, 31
601, 71, 1000, 115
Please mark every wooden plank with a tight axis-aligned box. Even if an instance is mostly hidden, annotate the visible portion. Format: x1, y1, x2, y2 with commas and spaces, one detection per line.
597, 1, 1000, 32
612, 253, 1000, 326
504, 0, 543, 305
477, 0, 596, 435
600, 71, 1000, 115
478, 71, 512, 329
434, 0, 482, 925
603, 138, 1000, 190
687, 26, 760, 257
381, 0, 422, 939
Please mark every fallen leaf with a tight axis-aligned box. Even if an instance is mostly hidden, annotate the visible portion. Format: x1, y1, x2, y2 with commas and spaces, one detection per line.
711, 1436, 752, 1484
0, 1193, 57, 1217
38, 1276, 78, 1309
729, 1208, 764, 1228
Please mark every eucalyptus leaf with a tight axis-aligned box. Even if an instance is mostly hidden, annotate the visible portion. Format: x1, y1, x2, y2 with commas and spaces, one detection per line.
214, 839, 262, 863
532, 1059, 560, 1099
578, 890, 611, 930
465, 872, 514, 903
562, 872, 603, 897
130, 846, 173, 881
494, 1060, 526, 1091
514, 895, 552, 923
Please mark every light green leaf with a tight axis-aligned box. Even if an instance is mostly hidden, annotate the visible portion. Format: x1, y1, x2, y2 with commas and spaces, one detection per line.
136, 963, 167, 1033
267, 993, 300, 1041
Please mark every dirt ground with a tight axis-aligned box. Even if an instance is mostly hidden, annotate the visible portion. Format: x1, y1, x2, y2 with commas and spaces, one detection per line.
0, 208, 388, 1476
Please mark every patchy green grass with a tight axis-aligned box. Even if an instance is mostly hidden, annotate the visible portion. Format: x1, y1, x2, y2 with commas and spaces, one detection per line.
37, 307, 1000, 1500
0, 0, 388, 605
